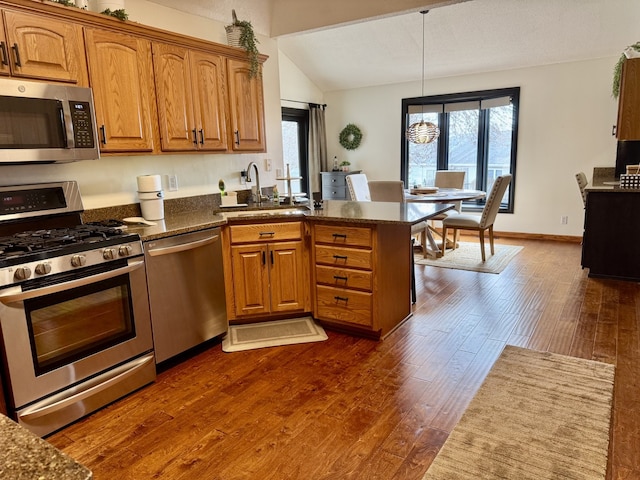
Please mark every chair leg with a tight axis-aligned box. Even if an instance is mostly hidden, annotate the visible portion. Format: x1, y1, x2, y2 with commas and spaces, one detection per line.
489, 225, 495, 256
411, 238, 416, 304
479, 229, 486, 262
452, 229, 458, 251
442, 226, 447, 255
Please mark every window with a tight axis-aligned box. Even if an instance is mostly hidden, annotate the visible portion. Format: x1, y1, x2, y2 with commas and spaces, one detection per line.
401, 87, 519, 212
281, 107, 310, 197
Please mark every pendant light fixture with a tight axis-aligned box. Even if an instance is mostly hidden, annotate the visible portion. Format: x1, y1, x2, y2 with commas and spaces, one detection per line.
406, 10, 440, 144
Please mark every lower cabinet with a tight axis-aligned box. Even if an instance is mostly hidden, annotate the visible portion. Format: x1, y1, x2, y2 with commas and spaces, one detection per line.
311, 221, 412, 338
582, 190, 640, 281
223, 221, 310, 321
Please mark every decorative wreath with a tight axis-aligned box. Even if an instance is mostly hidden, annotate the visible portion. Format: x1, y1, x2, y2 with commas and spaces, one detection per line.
339, 123, 363, 150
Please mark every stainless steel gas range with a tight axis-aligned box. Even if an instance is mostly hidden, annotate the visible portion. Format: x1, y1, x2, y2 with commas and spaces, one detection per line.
0, 181, 155, 437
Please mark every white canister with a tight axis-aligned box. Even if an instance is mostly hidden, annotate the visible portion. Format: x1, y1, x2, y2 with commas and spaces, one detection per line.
138, 191, 164, 221
88, 0, 125, 12
137, 174, 162, 193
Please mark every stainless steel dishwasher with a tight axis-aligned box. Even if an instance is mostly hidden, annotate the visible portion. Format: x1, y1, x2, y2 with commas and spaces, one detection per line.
144, 228, 227, 363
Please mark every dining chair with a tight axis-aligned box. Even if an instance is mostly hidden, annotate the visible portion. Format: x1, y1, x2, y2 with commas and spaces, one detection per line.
575, 172, 588, 207
346, 173, 371, 201
367, 180, 423, 303
442, 174, 512, 262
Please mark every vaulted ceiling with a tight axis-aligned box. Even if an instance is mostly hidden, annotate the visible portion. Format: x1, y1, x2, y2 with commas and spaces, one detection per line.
146, 0, 640, 92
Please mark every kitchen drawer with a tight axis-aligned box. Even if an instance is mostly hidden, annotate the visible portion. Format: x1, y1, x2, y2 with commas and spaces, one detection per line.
314, 224, 372, 248
230, 222, 302, 243
316, 285, 373, 327
321, 173, 347, 187
315, 244, 372, 270
315, 265, 372, 291
322, 185, 347, 200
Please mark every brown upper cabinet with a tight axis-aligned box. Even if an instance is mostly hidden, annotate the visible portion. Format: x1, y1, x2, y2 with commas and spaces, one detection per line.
617, 58, 640, 140
227, 58, 266, 152
0, 9, 88, 85
152, 43, 228, 152
84, 28, 157, 153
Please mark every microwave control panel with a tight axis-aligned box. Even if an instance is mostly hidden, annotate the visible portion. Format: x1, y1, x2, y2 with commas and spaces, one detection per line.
69, 101, 95, 149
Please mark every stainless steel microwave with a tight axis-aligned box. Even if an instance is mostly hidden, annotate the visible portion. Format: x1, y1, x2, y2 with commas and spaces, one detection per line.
0, 78, 100, 164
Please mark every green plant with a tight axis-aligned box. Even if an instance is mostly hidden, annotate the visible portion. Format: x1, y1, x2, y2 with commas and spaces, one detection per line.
52, 0, 77, 6
340, 161, 351, 166
613, 42, 640, 98
101, 8, 128, 21
226, 10, 260, 78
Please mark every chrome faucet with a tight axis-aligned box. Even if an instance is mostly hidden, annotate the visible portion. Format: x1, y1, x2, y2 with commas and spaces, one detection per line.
246, 161, 264, 205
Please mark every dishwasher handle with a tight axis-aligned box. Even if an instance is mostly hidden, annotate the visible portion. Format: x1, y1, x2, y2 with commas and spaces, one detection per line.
146, 234, 219, 257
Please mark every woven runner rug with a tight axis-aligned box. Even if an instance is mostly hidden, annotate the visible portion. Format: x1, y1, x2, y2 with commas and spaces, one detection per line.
415, 242, 523, 274
423, 345, 615, 480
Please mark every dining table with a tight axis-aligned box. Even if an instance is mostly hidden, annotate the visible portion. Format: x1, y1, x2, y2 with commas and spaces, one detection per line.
405, 187, 487, 257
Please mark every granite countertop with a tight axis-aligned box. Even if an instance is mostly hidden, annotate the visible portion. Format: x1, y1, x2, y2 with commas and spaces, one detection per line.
0, 415, 91, 480
120, 200, 454, 241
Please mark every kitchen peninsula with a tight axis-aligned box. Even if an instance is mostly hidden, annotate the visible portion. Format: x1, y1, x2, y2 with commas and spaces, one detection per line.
581, 174, 640, 281
100, 198, 453, 338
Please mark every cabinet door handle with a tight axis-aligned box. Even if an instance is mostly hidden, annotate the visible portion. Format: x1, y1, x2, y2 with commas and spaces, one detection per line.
333, 255, 348, 261
0, 42, 8, 66
100, 125, 107, 144
11, 43, 20, 67
270, 250, 274, 265
333, 275, 348, 281
262, 251, 266, 265
334, 296, 349, 303
199, 129, 204, 144
259, 232, 275, 237
332, 233, 347, 239
234, 130, 240, 145
192, 128, 198, 145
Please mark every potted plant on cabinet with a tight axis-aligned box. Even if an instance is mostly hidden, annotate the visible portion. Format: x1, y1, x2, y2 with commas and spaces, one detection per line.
225, 9, 260, 78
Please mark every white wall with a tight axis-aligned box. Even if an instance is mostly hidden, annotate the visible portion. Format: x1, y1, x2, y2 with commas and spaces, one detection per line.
322, 57, 619, 237
0, 0, 284, 209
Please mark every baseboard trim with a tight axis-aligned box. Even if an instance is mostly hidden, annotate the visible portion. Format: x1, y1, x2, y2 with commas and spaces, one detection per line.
493, 231, 582, 243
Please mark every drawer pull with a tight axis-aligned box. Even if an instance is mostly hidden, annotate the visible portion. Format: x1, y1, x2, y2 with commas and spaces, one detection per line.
259, 232, 275, 237
334, 296, 349, 303
333, 275, 348, 281
332, 233, 347, 239
333, 255, 348, 261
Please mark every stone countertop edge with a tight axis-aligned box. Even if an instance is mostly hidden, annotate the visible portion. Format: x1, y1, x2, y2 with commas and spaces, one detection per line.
84, 196, 454, 242
0, 414, 92, 480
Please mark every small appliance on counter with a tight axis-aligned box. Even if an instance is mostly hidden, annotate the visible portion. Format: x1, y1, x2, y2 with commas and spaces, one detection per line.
137, 174, 164, 220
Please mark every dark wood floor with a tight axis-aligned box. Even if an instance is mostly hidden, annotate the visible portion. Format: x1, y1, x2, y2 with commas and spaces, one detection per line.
48, 237, 640, 479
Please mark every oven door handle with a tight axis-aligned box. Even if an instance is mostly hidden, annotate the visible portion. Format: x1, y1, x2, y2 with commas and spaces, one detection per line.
18, 353, 155, 421
0, 260, 144, 304
146, 234, 219, 257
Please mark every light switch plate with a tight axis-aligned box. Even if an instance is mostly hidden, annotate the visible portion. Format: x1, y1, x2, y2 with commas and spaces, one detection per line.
168, 174, 178, 191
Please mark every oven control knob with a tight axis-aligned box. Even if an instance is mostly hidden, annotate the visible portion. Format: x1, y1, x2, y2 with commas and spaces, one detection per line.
71, 254, 87, 268
118, 245, 133, 257
103, 248, 117, 260
13, 267, 31, 281
35, 263, 52, 275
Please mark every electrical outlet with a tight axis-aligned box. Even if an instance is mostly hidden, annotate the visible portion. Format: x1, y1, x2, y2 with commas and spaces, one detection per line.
561, 215, 568, 225
240, 170, 247, 185
168, 174, 178, 191
265, 158, 272, 172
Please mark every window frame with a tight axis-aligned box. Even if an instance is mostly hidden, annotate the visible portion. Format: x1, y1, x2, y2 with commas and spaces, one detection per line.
400, 87, 519, 213
281, 107, 310, 196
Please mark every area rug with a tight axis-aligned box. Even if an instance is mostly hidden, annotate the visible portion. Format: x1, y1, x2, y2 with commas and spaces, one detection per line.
222, 317, 328, 352
423, 345, 615, 480
415, 242, 523, 273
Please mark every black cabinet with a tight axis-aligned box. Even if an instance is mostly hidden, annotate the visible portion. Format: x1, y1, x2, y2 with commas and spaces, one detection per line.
582, 190, 640, 281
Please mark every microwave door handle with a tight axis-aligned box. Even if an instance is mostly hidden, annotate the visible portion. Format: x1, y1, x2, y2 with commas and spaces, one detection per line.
0, 260, 144, 304
58, 103, 71, 148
